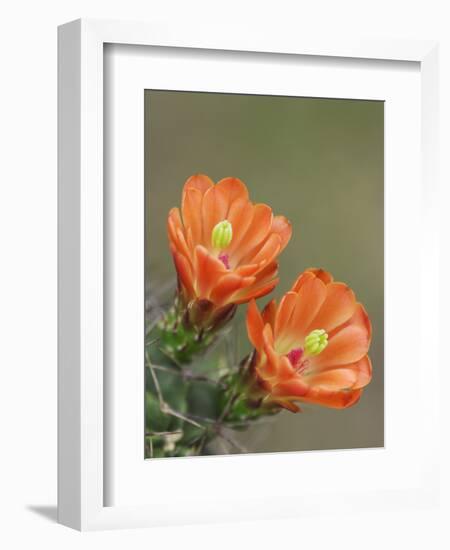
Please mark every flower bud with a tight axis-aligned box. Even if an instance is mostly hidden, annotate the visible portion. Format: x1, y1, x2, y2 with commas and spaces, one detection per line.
211, 220, 233, 250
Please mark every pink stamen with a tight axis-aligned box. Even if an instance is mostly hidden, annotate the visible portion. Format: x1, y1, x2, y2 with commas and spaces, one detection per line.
287, 347, 304, 367
218, 253, 230, 270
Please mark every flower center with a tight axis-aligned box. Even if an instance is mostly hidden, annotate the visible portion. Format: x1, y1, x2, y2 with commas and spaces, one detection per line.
212, 220, 233, 270
304, 329, 328, 356
218, 253, 230, 269
286, 329, 328, 374
287, 347, 304, 366
286, 347, 308, 373
211, 219, 233, 250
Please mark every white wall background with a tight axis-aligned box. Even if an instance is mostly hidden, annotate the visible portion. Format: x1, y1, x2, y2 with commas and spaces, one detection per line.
0, 0, 449, 547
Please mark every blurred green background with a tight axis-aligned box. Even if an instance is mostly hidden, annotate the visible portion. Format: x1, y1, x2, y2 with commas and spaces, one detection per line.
145, 90, 384, 452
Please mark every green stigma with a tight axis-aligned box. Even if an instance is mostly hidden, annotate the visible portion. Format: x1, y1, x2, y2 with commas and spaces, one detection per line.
304, 329, 328, 356
211, 219, 233, 250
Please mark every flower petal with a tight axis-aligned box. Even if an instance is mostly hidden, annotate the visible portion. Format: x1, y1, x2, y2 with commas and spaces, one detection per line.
246, 299, 265, 349
270, 215, 292, 252
276, 355, 296, 381
210, 273, 256, 306
167, 208, 186, 252
297, 387, 363, 409
226, 198, 255, 254
305, 268, 334, 285
214, 177, 249, 210
350, 355, 372, 389
253, 260, 279, 281
172, 250, 195, 297
201, 178, 251, 248
308, 282, 356, 333
233, 261, 279, 304
258, 324, 279, 378
310, 355, 372, 390
274, 291, 298, 342
262, 299, 277, 327
248, 233, 282, 266
230, 203, 273, 264
235, 263, 260, 277
193, 245, 227, 298
262, 322, 274, 349
167, 206, 183, 233
183, 173, 214, 195
271, 377, 309, 398
279, 275, 327, 351
182, 187, 204, 244
304, 367, 359, 390
290, 270, 316, 292
201, 186, 229, 246
353, 304, 372, 343
174, 228, 192, 263
234, 278, 279, 304
330, 303, 372, 344
312, 325, 370, 369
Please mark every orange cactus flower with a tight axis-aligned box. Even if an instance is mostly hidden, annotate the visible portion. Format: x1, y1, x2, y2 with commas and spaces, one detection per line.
167, 174, 292, 326
246, 268, 372, 411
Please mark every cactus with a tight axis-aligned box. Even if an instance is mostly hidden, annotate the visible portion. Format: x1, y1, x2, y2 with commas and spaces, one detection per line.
144, 296, 279, 458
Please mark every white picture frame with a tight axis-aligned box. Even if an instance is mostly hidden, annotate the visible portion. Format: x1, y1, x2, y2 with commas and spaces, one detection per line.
58, 18, 440, 530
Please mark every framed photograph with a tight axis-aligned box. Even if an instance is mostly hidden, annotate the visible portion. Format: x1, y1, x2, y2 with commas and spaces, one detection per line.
142, 91, 384, 460
58, 19, 440, 530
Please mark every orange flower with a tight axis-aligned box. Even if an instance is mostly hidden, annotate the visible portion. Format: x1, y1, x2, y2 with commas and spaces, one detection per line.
167, 174, 292, 323
246, 268, 372, 412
